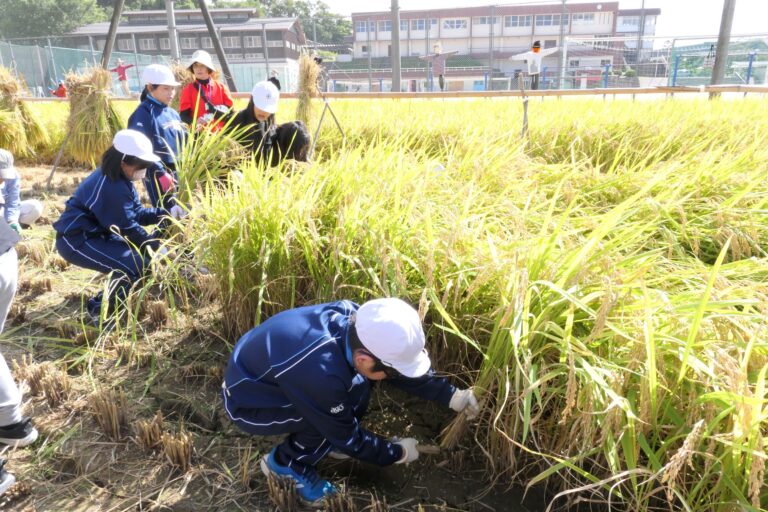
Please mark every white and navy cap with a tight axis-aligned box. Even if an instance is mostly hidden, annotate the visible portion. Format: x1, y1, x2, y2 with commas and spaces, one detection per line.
251, 80, 280, 114
355, 298, 431, 378
0, 149, 18, 180
113, 129, 161, 163
141, 64, 180, 86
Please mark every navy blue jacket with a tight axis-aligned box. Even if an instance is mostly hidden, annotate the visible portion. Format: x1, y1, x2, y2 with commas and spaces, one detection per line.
52, 168, 165, 250
127, 95, 186, 169
224, 300, 456, 467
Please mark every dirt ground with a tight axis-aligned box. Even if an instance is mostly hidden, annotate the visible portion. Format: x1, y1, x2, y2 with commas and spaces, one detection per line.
0, 165, 548, 512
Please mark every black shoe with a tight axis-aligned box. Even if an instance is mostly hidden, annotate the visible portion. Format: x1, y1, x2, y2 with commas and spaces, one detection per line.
0, 460, 16, 496
0, 417, 39, 447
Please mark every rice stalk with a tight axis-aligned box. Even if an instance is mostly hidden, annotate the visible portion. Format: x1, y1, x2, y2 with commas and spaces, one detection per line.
91, 388, 128, 441
40, 367, 72, 408
161, 428, 193, 473
134, 410, 164, 451
296, 54, 319, 128
0, 66, 49, 154
265, 471, 299, 511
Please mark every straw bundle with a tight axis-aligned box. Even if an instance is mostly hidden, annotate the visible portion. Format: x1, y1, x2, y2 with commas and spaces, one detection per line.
296, 54, 320, 128
0, 66, 49, 155
65, 67, 123, 166
170, 63, 193, 111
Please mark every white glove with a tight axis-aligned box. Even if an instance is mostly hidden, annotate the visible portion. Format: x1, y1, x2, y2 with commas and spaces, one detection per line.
449, 389, 480, 420
169, 205, 187, 220
393, 437, 419, 465
154, 246, 169, 259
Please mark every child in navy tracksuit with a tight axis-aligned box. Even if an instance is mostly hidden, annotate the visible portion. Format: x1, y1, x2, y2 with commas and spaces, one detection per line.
53, 130, 180, 322
128, 64, 186, 209
222, 298, 480, 505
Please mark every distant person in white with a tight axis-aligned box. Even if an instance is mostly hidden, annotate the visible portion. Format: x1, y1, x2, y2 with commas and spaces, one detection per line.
509, 40, 558, 90
420, 43, 458, 92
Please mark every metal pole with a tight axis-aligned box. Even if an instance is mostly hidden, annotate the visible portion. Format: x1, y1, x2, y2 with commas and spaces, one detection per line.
165, 0, 181, 61
560, 37, 569, 89
35, 44, 45, 95
261, 22, 270, 80
634, 0, 645, 68
47, 38, 58, 83
88, 36, 97, 65
425, 11, 430, 91
313, 18, 317, 50
603, 63, 610, 88
101, 0, 126, 68
672, 54, 680, 86
710, 0, 736, 89
489, 5, 495, 90
391, 0, 401, 92
198, 0, 236, 91
367, 17, 372, 91
558, 0, 566, 89
746, 50, 756, 83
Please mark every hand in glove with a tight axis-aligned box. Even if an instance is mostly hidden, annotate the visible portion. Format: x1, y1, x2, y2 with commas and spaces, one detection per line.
153, 246, 169, 260
393, 437, 419, 465
449, 388, 480, 420
168, 205, 187, 220
8, 222, 21, 234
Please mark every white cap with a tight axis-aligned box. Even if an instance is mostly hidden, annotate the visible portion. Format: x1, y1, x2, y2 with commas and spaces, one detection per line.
251, 81, 280, 114
112, 129, 161, 163
188, 50, 216, 72
0, 149, 18, 180
141, 64, 180, 86
355, 298, 431, 378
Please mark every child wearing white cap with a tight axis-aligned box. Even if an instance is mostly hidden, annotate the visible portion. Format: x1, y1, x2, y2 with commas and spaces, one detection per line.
226, 81, 311, 165
222, 298, 479, 506
179, 50, 233, 131
52, 130, 184, 327
0, 149, 44, 232
128, 64, 186, 209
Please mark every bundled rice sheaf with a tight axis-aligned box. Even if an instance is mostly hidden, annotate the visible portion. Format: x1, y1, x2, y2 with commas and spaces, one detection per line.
170, 63, 194, 112
296, 54, 320, 128
0, 66, 49, 155
65, 67, 123, 166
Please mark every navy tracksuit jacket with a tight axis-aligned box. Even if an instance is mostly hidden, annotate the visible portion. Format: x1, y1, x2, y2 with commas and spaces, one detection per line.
223, 300, 456, 473
128, 95, 186, 208
53, 168, 165, 313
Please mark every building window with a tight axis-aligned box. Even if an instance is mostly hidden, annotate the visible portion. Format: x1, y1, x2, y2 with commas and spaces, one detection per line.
378, 20, 391, 32
621, 16, 640, 27
139, 38, 156, 51
572, 13, 595, 25
569, 59, 580, 67
223, 36, 241, 48
361, 45, 369, 53
473, 16, 498, 25
544, 39, 557, 48
410, 19, 425, 31
505, 15, 532, 28
430, 18, 438, 28
159, 38, 170, 50
442, 19, 467, 30
536, 14, 569, 26
201, 37, 213, 49
117, 39, 134, 51
267, 40, 283, 48
244, 53, 264, 59
600, 59, 612, 66
243, 35, 261, 48
180, 37, 197, 50
400, 20, 408, 32
355, 21, 375, 33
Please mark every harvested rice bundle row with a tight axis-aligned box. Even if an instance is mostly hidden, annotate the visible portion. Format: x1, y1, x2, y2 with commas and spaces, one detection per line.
65, 67, 123, 165
0, 66, 50, 155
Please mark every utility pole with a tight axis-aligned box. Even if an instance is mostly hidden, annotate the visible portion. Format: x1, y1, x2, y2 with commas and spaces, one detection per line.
165, 0, 181, 61
367, 17, 372, 91
557, 0, 566, 89
489, 5, 495, 89
197, 0, 237, 91
711, 0, 736, 91
100, 0, 125, 68
391, 0, 401, 92
634, 0, 645, 67
262, 22, 271, 79
313, 18, 318, 51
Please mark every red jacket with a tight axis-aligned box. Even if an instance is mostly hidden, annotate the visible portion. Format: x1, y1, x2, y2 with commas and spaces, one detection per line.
51, 85, 67, 98
110, 64, 134, 81
179, 79, 233, 130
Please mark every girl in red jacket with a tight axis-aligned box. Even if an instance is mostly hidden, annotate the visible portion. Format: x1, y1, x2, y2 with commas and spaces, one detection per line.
179, 50, 233, 131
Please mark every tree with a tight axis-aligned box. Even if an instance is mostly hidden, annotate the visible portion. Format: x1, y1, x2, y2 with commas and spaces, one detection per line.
0, 0, 105, 39
96, 0, 198, 10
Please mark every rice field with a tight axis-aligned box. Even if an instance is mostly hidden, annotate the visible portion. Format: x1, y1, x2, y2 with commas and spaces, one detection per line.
180, 97, 768, 511
6, 95, 768, 511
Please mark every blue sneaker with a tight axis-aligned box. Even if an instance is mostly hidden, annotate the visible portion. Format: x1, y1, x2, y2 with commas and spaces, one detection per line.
260, 448, 336, 506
